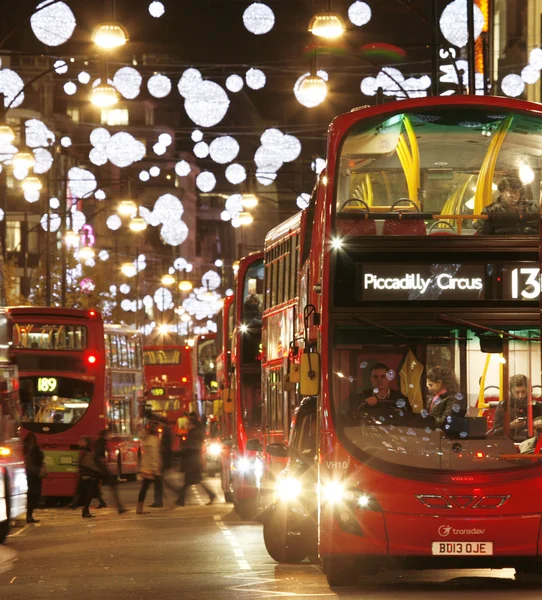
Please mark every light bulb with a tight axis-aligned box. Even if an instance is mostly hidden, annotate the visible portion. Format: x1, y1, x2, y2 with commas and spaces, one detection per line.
93, 22, 128, 49
241, 193, 259, 209
91, 83, 118, 107
161, 274, 175, 286
308, 11, 346, 39
298, 74, 328, 107
117, 200, 137, 216
21, 176, 42, 193
13, 151, 35, 170
178, 280, 193, 292
129, 216, 147, 232
0, 124, 15, 144
237, 211, 254, 226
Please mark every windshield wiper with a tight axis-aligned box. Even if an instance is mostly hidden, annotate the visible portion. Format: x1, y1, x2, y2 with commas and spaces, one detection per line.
438, 313, 540, 342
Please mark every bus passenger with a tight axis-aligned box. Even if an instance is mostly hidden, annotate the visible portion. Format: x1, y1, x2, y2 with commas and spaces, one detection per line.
474, 177, 539, 235
519, 417, 542, 454
427, 366, 465, 428
353, 363, 407, 413
492, 374, 541, 437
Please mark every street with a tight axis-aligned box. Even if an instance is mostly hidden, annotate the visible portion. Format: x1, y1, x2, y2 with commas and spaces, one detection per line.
0, 478, 541, 600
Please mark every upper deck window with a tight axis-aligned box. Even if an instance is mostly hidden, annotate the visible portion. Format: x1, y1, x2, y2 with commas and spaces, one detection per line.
337, 107, 542, 236
13, 323, 87, 350
143, 349, 181, 365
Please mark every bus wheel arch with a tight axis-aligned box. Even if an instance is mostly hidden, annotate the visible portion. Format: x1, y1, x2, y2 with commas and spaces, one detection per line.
263, 505, 307, 563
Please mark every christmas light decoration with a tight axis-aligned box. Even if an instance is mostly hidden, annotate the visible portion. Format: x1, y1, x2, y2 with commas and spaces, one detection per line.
193, 141, 209, 158
150, 166, 160, 177
0, 69, 25, 108
139, 170, 150, 182
54, 60, 68, 74
154, 288, 173, 311
348, 1, 371, 26
175, 160, 191, 176
68, 167, 96, 198
107, 215, 122, 231
40, 213, 61, 232
209, 136, 239, 164
184, 80, 230, 127
296, 193, 310, 209
160, 220, 189, 246
191, 130, 203, 142
107, 132, 146, 167
25, 119, 55, 148
149, 1, 165, 18
153, 142, 167, 156
49, 198, 60, 209
148, 74, 171, 98
78, 71, 91, 84
243, 3, 275, 35
226, 74, 244, 93
246, 68, 266, 90
196, 171, 216, 192
33, 148, 53, 174
24, 189, 40, 203
225, 163, 246, 185
439, 0, 484, 48
113, 67, 142, 99
158, 133, 172, 147
501, 74, 525, 98
30, 1, 76, 47
60, 136, 72, 147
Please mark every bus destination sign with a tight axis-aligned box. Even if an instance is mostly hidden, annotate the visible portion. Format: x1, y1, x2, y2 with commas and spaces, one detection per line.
359, 263, 541, 302
150, 387, 166, 397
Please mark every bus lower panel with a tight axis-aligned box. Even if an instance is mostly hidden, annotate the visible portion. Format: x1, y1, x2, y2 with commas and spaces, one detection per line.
321, 554, 542, 571
42, 474, 78, 498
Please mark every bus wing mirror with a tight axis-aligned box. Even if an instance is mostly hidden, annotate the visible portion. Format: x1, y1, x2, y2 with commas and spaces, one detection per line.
246, 438, 262, 452
266, 443, 288, 458
300, 353, 320, 397
479, 335, 504, 354
223, 388, 234, 412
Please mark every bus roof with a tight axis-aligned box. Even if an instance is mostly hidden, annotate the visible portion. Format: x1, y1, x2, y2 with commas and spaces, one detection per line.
104, 324, 140, 335
8, 307, 102, 321
264, 211, 302, 248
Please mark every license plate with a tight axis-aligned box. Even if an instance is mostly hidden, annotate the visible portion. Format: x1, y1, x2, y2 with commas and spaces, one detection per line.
431, 541, 493, 555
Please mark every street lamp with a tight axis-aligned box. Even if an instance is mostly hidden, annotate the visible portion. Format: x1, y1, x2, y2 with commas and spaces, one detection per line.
78, 246, 95, 260
241, 193, 259, 209
121, 262, 137, 278
12, 151, 35, 170
161, 273, 175, 286
64, 229, 80, 248
297, 73, 328, 107
178, 280, 193, 292
129, 215, 147, 232
21, 176, 42, 193
92, 22, 129, 49
308, 10, 345, 39
91, 83, 119, 107
237, 211, 254, 226
117, 199, 137, 217
0, 124, 14, 144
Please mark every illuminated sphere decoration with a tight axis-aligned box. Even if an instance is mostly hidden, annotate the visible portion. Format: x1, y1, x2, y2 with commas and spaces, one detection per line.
192, 130, 203, 143
54, 60, 68, 74
296, 193, 310, 210
521, 65, 540, 85
158, 133, 172, 147
71, 209, 86, 233
139, 170, 150, 182
225, 163, 246, 185
226, 75, 244, 93
24, 189, 40, 203
107, 132, 146, 167
202, 270, 221, 290
153, 194, 184, 222
175, 160, 191, 177
294, 70, 328, 107
64, 81, 77, 95
95, 189, 106, 200
78, 71, 91, 84
243, 3, 275, 35
529, 48, 542, 70
160, 220, 189, 246
0, 68, 25, 108
196, 171, 217, 193
501, 74, 525, 98
209, 136, 239, 164
150, 166, 161, 177
360, 76, 378, 96
89, 148, 108, 166
246, 68, 266, 90
348, 1, 371, 26
221, 210, 231, 221
49, 197, 60, 209
149, 1, 165, 17
30, 1, 76, 47
99, 250, 110, 262
194, 141, 209, 159
184, 80, 230, 128
225, 194, 243, 218
90, 127, 111, 148
40, 213, 61, 232
154, 288, 173, 312
256, 170, 276, 186
68, 167, 97, 198
113, 67, 142, 99
107, 215, 122, 231
148, 74, 171, 98
311, 157, 326, 174
178, 69, 203, 98
439, 0, 484, 48
33, 148, 53, 174
153, 142, 167, 156
26, 119, 55, 148
281, 135, 302, 162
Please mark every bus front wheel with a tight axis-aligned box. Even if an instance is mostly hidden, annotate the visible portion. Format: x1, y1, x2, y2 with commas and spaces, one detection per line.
263, 507, 307, 564
324, 558, 359, 587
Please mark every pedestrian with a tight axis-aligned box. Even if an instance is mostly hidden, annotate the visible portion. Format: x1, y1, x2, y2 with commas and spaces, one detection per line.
137, 421, 162, 514
78, 436, 101, 519
23, 432, 45, 523
95, 429, 127, 514
150, 419, 178, 507
176, 416, 217, 506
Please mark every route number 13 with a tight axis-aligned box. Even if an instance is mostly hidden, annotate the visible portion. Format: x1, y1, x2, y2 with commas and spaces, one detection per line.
511, 268, 541, 300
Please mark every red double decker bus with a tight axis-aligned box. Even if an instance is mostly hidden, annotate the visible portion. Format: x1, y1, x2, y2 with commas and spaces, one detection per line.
265, 96, 542, 585
143, 344, 192, 446
0, 309, 26, 542
192, 334, 219, 415
12, 308, 143, 496
219, 252, 264, 518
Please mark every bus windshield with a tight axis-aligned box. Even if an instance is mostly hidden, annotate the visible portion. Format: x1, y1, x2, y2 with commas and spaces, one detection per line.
241, 258, 264, 364
332, 324, 541, 472
13, 324, 87, 350
20, 376, 93, 429
337, 107, 542, 236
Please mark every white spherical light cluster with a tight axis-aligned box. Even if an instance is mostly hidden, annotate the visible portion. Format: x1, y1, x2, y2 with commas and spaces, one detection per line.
178, 69, 230, 128
25, 119, 55, 148
107, 215, 122, 231
243, 3, 275, 35
253, 128, 301, 185
54, 60, 68, 75
0, 69, 25, 108
223, 193, 243, 221
501, 74, 525, 98
63, 81, 77, 95
225, 163, 246, 185
153, 142, 167, 156
196, 171, 216, 192
202, 270, 221, 290
24, 190, 40, 203
191, 130, 203, 143
296, 193, 310, 210
78, 71, 91, 84
226, 74, 244, 93
154, 288, 174, 312
139, 170, 150, 182
294, 70, 328, 108
89, 128, 146, 168
70, 209, 86, 232
149, 1, 165, 17
33, 148, 53, 174
193, 141, 209, 158
521, 64, 539, 85
113, 67, 142, 100
68, 167, 96, 199
175, 160, 191, 177
30, 1, 76, 47
361, 68, 431, 99
209, 136, 239, 164
439, 0, 485, 48
147, 74, 172, 98
148, 194, 190, 247
348, 1, 371, 26
246, 68, 266, 90
40, 213, 61, 232
150, 166, 161, 177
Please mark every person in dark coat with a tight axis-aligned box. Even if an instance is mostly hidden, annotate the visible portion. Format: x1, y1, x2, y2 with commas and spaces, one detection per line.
23, 432, 45, 523
95, 429, 127, 513
78, 437, 101, 518
176, 416, 216, 506
427, 366, 465, 428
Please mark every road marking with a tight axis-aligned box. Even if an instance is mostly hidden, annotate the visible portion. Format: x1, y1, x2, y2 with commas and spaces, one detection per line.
215, 514, 252, 572
224, 569, 334, 596
8, 524, 31, 537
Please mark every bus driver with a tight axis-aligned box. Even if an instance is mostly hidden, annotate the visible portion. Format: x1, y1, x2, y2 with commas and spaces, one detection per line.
352, 363, 408, 413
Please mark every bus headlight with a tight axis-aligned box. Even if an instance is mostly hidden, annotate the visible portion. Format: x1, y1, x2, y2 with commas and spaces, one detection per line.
322, 481, 345, 504
276, 477, 302, 501
207, 443, 221, 457
237, 457, 252, 473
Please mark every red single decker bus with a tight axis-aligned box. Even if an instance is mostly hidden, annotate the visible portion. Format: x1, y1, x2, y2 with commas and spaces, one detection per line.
143, 344, 192, 447
265, 96, 542, 585
220, 252, 264, 519
12, 308, 143, 496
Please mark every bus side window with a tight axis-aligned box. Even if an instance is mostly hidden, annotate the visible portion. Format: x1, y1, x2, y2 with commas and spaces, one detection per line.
111, 335, 119, 368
